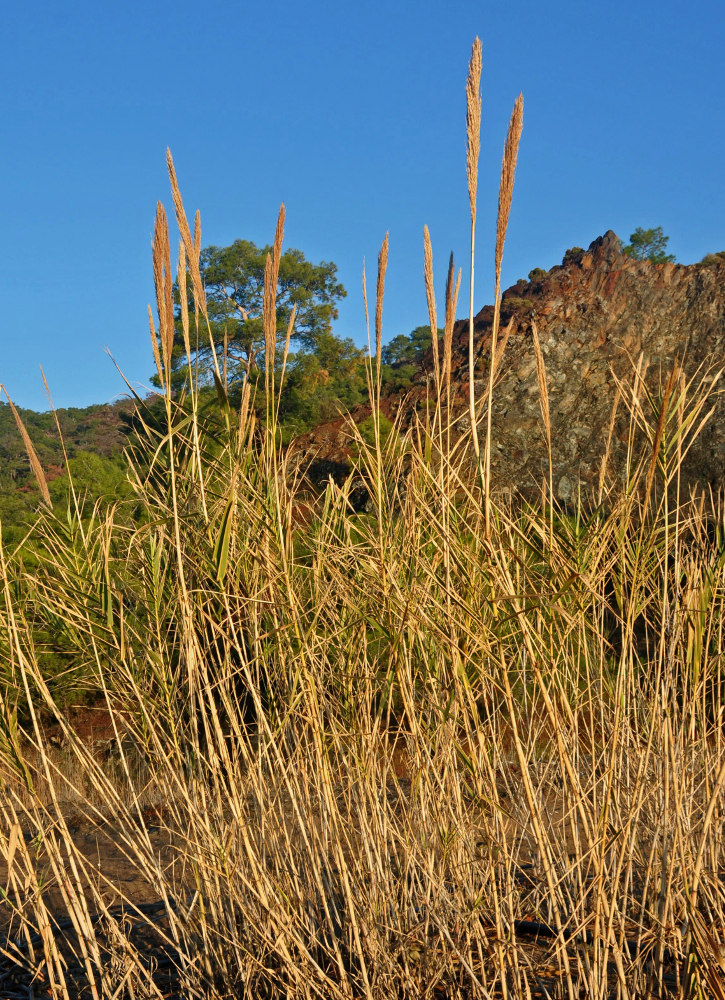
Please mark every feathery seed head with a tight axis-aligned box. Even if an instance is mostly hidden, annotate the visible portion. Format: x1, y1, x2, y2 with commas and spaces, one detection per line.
466, 38, 483, 224
495, 94, 524, 280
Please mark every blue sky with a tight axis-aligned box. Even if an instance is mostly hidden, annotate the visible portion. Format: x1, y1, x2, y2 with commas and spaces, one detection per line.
2, 0, 723, 410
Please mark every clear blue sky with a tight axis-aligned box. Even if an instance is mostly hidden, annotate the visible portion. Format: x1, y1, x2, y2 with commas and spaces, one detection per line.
2, 0, 723, 410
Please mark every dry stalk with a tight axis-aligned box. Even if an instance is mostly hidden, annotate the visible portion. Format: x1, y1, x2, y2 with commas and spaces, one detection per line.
193, 209, 201, 262
263, 203, 286, 400
465, 37, 483, 469
423, 225, 440, 393
362, 258, 370, 348
531, 319, 553, 537
484, 93, 523, 537
492, 315, 514, 378
166, 149, 206, 312
465, 38, 482, 228
495, 94, 524, 286
276, 302, 297, 420
152, 201, 174, 377
443, 251, 461, 400
644, 363, 678, 504
177, 240, 191, 366
375, 232, 389, 395
598, 381, 622, 504
0, 386, 51, 507
148, 305, 164, 387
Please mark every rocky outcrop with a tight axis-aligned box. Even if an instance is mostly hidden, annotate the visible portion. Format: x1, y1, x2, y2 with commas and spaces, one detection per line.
291, 232, 725, 501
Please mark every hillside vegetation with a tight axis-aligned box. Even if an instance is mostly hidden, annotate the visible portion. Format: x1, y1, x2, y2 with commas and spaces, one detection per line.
0, 398, 133, 547
0, 324, 438, 550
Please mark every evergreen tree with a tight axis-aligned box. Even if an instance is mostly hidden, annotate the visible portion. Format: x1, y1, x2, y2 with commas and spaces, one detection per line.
620, 227, 676, 264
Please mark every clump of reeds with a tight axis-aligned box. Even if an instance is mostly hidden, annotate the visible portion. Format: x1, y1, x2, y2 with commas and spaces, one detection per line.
1, 39, 725, 1000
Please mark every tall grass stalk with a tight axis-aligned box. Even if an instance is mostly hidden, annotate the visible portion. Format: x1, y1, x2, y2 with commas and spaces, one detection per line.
465, 37, 483, 478
484, 93, 523, 538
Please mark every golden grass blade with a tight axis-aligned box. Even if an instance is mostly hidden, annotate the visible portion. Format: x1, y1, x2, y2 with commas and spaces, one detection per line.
531, 320, 550, 440
362, 258, 371, 359
193, 210, 203, 328
531, 319, 553, 537
238, 375, 252, 445
223, 327, 228, 389
263, 252, 274, 392
39, 368, 89, 540
148, 304, 164, 388
177, 240, 191, 368
263, 204, 286, 389
443, 253, 455, 379
443, 253, 461, 397
6, 821, 19, 876
1, 386, 51, 507
276, 303, 297, 421
362, 258, 374, 403
492, 316, 514, 379
644, 363, 678, 503
423, 226, 440, 392
375, 232, 389, 392
598, 383, 622, 503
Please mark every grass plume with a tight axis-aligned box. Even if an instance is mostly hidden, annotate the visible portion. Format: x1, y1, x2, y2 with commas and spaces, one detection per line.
485, 93, 524, 536
0, 387, 51, 507
465, 38, 483, 475
152, 201, 174, 377
443, 251, 461, 402
375, 231, 389, 395
423, 225, 440, 393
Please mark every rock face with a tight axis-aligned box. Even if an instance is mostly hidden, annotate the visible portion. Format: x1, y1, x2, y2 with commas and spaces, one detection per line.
292, 232, 725, 501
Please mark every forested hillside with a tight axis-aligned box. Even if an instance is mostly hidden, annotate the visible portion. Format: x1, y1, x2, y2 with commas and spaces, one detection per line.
0, 399, 133, 545
0, 320, 434, 546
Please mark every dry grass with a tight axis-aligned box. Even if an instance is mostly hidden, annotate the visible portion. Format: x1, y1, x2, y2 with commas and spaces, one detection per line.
1, 40, 725, 1000
484, 93, 524, 538
443, 250, 461, 405
0, 387, 51, 507
466, 37, 483, 474
375, 231, 389, 395
423, 224, 440, 394
531, 320, 553, 539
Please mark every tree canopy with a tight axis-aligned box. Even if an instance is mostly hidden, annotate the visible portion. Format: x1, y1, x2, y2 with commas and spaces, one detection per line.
148, 231, 458, 437
620, 227, 676, 264
166, 240, 347, 387
381, 325, 434, 367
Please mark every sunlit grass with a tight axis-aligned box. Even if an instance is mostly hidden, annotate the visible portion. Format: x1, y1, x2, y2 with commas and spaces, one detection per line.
1, 38, 725, 1000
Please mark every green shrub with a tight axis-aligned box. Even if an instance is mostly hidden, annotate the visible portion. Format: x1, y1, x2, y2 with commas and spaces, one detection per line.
502, 295, 534, 313
701, 250, 725, 265
562, 246, 584, 265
